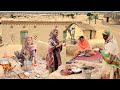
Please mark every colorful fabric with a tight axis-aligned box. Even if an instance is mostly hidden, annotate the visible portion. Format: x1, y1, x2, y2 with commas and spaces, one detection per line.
101, 30, 120, 79
74, 39, 95, 57
25, 36, 37, 52
77, 39, 90, 51
15, 36, 37, 62
103, 29, 110, 36
101, 50, 120, 69
46, 31, 62, 70
75, 52, 102, 61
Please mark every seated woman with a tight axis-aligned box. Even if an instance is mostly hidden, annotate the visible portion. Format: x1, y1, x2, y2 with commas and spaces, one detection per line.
14, 36, 37, 67
73, 36, 96, 59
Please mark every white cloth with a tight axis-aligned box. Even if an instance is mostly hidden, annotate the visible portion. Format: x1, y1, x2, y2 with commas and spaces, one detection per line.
101, 31, 119, 79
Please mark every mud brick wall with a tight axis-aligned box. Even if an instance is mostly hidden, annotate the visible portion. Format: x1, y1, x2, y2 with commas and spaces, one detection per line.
66, 39, 104, 56
37, 41, 66, 65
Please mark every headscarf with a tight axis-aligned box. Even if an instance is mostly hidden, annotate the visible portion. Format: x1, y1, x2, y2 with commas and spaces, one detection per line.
49, 29, 59, 45
102, 29, 119, 55
102, 29, 110, 36
24, 36, 37, 52
77, 36, 90, 51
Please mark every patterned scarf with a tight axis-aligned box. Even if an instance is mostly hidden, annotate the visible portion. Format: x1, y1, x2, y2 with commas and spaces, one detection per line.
101, 30, 120, 69
25, 36, 37, 52
49, 31, 59, 46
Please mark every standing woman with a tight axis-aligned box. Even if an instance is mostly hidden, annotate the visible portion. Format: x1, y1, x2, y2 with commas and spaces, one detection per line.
14, 36, 37, 66
100, 30, 120, 79
46, 29, 63, 73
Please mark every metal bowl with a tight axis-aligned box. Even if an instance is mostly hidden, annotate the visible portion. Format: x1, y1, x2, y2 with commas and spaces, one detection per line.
0, 58, 9, 64
71, 67, 82, 73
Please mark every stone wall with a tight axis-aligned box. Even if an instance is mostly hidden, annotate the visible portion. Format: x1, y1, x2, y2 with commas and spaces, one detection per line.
0, 45, 22, 57
2, 25, 65, 45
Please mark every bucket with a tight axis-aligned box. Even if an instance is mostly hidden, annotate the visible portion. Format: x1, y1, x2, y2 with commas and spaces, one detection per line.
0, 58, 9, 64
84, 69, 92, 79
24, 60, 33, 71
71, 39, 77, 45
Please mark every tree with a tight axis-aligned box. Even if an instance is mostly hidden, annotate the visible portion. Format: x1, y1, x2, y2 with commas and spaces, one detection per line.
93, 14, 98, 24
10, 14, 16, 18
66, 13, 75, 19
87, 13, 93, 24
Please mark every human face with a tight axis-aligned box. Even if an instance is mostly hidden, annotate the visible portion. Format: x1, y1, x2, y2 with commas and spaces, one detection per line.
102, 33, 108, 41
53, 30, 58, 37
26, 37, 32, 45
80, 38, 84, 42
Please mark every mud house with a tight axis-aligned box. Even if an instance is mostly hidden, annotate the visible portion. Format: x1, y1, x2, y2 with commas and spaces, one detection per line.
1, 20, 84, 63
63, 23, 96, 41
1, 20, 83, 46
103, 13, 120, 25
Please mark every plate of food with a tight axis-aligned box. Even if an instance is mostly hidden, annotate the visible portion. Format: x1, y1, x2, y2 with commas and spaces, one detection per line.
71, 67, 82, 74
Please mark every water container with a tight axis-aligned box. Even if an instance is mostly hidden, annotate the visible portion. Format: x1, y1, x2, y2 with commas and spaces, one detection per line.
24, 60, 33, 71
0, 58, 9, 65
71, 39, 77, 45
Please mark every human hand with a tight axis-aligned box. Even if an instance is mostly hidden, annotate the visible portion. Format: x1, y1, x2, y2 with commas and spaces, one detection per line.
32, 60, 37, 66
59, 42, 63, 47
62, 43, 66, 46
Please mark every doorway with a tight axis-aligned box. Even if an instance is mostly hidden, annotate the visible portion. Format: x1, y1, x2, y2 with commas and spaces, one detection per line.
107, 17, 109, 22
20, 31, 28, 45
90, 30, 92, 39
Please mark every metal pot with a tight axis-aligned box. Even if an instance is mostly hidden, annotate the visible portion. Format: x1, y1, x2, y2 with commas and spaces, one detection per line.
0, 58, 9, 65
82, 66, 94, 79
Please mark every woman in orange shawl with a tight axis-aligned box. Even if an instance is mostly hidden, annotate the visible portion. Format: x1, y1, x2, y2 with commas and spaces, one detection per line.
73, 36, 96, 58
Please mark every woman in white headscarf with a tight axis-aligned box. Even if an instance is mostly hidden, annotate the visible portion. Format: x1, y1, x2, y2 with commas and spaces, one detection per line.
100, 29, 120, 79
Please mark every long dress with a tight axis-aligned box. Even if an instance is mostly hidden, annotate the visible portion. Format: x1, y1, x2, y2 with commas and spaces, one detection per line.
101, 32, 120, 79
46, 33, 62, 73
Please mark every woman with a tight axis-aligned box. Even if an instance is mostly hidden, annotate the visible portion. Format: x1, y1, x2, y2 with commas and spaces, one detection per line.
14, 36, 37, 66
100, 29, 120, 79
73, 36, 96, 58
46, 29, 63, 73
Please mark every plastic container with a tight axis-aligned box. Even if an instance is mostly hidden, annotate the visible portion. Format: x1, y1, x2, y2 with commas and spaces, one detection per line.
0, 58, 9, 64
24, 60, 33, 71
